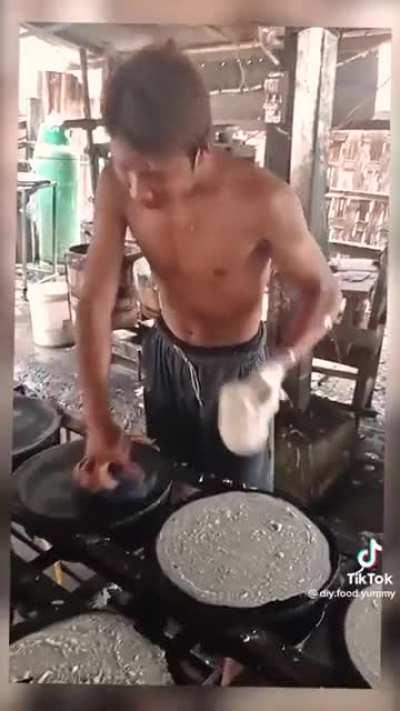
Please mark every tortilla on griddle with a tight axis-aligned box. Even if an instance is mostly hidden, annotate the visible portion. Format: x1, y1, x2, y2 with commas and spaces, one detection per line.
10, 612, 173, 685
344, 587, 381, 688
156, 491, 331, 608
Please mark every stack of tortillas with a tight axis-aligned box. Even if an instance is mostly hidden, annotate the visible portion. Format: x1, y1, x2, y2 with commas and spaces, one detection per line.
156, 492, 331, 608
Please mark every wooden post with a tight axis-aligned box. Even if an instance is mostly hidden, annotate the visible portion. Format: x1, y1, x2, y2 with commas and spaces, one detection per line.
264, 30, 298, 356
264, 29, 298, 180
26, 97, 43, 147
291, 28, 338, 257
265, 28, 338, 411
79, 47, 98, 197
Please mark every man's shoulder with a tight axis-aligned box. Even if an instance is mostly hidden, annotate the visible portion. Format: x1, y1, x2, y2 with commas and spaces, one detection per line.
226, 159, 304, 238
96, 163, 129, 212
251, 167, 302, 222
253, 165, 293, 201
99, 163, 124, 193
219, 152, 290, 200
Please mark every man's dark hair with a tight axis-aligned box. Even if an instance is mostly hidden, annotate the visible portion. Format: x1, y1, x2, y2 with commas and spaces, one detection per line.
103, 41, 212, 159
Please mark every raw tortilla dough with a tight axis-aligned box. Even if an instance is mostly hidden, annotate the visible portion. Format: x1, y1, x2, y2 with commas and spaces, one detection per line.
156, 491, 331, 608
10, 612, 173, 685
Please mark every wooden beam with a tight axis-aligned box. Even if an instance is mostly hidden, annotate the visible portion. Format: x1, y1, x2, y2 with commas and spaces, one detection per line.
79, 48, 98, 197
186, 41, 262, 55
265, 28, 338, 412
336, 119, 390, 131
62, 118, 103, 130
313, 357, 358, 379
291, 29, 338, 410
291, 28, 338, 256
263, 30, 298, 180
310, 30, 339, 257
329, 241, 383, 261
26, 98, 43, 157
264, 30, 298, 389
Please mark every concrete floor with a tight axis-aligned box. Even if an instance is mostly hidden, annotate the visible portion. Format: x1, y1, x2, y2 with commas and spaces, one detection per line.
14, 274, 145, 436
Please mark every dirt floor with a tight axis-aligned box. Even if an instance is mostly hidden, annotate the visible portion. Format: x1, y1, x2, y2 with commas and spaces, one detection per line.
312, 333, 387, 428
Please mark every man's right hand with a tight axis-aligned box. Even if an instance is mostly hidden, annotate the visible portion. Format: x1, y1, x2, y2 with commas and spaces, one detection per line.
73, 422, 144, 494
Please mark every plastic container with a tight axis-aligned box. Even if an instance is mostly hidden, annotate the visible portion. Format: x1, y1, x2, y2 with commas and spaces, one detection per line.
28, 280, 74, 347
32, 122, 79, 263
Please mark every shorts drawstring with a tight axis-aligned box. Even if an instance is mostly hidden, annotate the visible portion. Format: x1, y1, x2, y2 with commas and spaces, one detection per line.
173, 344, 203, 407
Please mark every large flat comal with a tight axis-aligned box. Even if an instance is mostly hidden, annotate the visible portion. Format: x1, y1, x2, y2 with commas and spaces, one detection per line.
10, 612, 173, 685
156, 492, 331, 608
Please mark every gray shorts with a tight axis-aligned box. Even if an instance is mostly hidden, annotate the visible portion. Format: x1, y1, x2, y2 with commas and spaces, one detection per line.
141, 318, 273, 491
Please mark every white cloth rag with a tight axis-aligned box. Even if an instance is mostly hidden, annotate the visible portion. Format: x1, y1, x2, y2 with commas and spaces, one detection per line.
218, 361, 285, 456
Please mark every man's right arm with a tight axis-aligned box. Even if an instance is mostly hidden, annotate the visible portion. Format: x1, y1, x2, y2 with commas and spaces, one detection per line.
76, 166, 127, 436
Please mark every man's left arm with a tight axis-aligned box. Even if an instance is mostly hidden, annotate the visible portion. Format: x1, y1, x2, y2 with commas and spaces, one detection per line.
262, 183, 342, 367
218, 181, 342, 456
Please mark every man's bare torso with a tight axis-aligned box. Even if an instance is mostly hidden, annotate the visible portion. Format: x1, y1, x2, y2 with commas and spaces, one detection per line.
113, 151, 277, 346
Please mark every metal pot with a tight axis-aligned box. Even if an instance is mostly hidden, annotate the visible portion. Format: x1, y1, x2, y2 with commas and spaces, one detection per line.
65, 243, 141, 330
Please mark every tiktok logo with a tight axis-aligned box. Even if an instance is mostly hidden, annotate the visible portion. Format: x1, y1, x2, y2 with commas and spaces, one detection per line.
357, 538, 382, 570
347, 539, 392, 586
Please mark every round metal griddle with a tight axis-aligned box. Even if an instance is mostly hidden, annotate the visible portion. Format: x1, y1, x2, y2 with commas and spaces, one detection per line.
9, 610, 174, 685
12, 395, 61, 470
145, 490, 344, 686
12, 439, 172, 536
150, 490, 341, 634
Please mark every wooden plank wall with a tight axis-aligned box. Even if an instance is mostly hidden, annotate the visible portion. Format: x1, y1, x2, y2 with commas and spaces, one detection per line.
38, 71, 84, 119
326, 130, 390, 249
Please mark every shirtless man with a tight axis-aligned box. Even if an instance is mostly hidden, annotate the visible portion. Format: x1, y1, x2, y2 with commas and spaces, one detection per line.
75, 42, 341, 495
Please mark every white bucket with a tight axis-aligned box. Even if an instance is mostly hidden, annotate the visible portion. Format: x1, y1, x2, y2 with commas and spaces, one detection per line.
28, 280, 75, 347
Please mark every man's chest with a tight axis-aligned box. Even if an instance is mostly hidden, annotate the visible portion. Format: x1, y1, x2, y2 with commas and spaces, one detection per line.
125, 200, 260, 281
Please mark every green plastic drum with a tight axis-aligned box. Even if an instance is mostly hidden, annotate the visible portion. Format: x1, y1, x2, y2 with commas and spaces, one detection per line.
32, 124, 79, 263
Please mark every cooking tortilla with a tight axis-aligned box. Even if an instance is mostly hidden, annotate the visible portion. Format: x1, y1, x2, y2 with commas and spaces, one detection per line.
156, 491, 331, 608
10, 612, 173, 685
344, 587, 381, 688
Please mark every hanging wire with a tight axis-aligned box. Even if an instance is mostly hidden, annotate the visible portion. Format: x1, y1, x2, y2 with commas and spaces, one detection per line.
336, 43, 384, 69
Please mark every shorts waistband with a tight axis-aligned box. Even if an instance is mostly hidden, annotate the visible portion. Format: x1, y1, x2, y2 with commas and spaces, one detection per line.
155, 317, 266, 359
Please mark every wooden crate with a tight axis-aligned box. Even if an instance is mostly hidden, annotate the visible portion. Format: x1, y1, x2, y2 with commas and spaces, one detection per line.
326, 130, 390, 251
